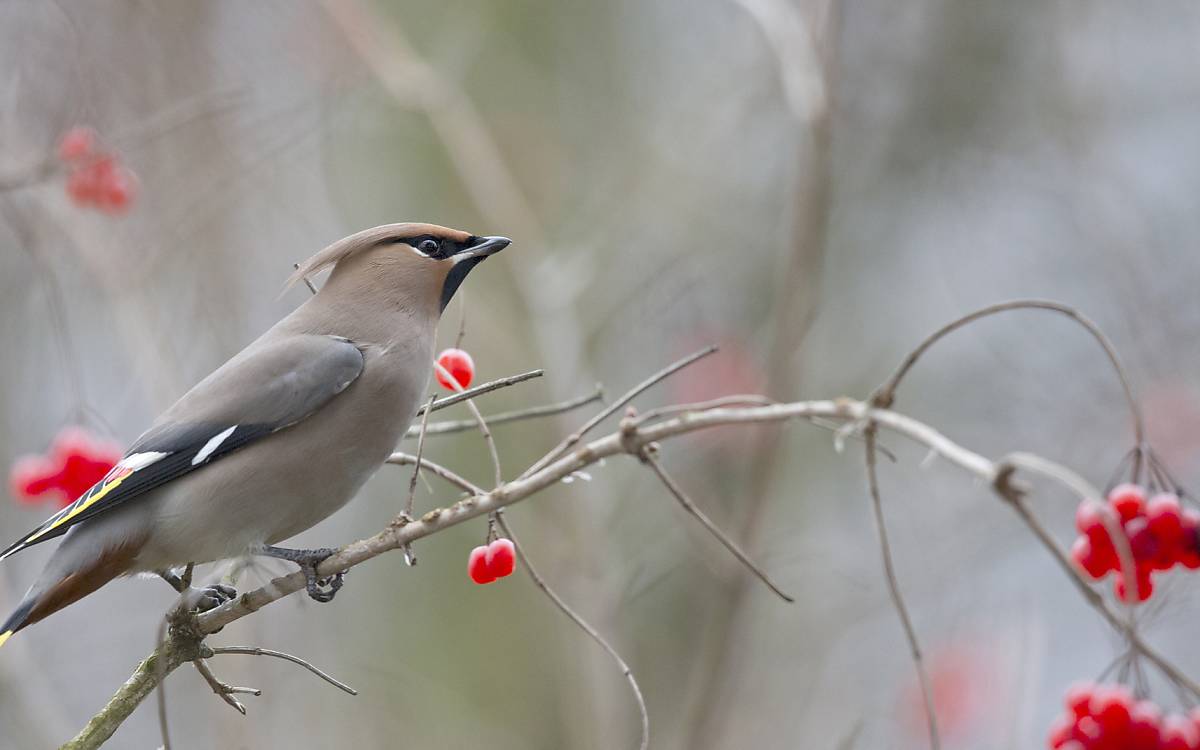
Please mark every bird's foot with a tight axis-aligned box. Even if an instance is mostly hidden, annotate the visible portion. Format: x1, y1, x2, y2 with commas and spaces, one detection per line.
183, 583, 239, 614
255, 545, 345, 603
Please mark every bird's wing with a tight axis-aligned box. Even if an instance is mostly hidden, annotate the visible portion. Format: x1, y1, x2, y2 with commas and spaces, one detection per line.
0, 334, 365, 561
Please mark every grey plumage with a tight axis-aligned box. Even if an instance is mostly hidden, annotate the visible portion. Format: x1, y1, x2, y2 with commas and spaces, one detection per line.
0, 223, 510, 641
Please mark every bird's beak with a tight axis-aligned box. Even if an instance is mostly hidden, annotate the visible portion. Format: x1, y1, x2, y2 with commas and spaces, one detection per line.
453, 236, 511, 263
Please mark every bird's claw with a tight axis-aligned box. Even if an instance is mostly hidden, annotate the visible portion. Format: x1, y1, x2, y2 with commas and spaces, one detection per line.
255, 545, 345, 603
184, 583, 238, 613
304, 569, 344, 603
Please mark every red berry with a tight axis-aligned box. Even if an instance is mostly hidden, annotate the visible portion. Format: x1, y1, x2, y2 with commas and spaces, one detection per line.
58, 126, 97, 162
1074, 716, 1104, 745
1148, 494, 1184, 539
1047, 715, 1075, 747
1115, 568, 1154, 603
1065, 682, 1096, 719
468, 545, 495, 584
1125, 517, 1159, 564
66, 166, 100, 205
435, 348, 475, 391
96, 165, 136, 215
1108, 484, 1147, 522
1071, 537, 1113, 579
485, 538, 516, 578
8, 455, 59, 504
1130, 701, 1163, 750
1089, 684, 1133, 734
1181, 510, 1200, 570
1160, 716, 1199, 750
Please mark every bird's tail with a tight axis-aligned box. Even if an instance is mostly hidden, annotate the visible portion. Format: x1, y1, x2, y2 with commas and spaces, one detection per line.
0, 596, 37, 649
0, 537, 142, 650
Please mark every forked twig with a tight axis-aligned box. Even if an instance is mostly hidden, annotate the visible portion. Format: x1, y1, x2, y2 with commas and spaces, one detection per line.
209, 647, 358, 696
520, 346, 718, 480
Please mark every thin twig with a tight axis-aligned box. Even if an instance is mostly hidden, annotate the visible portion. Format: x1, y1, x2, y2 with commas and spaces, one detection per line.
154, 620, 172, 750
870, 300, 1144, 449
631, 394, 775, 425
520, 346, 717, 479
639, 449, 794, 602
433, 360, 503, 488
210, 647, 358, 696
494, 512, 648, 750
864, 425, 939, 750
404, 387, 605, 437
416, 369, 544, 415
192, 658, 257, 715
401, 395, 438, 565
386, 452, 485, 496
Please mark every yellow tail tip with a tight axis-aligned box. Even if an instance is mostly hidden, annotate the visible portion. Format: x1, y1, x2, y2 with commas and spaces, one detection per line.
0, 631, 11, 649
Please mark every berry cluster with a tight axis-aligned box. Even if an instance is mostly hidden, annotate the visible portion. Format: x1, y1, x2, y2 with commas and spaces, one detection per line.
435, 348, 475, 391
58, 126, 137, 215
468, 539, 516, 584
9, 427, 121, 508
1071, 484, 1200, 603
1048, 682, 1200, 749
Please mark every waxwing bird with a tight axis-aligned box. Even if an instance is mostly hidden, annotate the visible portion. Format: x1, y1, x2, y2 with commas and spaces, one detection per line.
0, 223, 511, 648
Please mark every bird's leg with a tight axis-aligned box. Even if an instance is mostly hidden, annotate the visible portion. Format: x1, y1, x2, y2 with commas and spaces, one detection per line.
157, 566, 238, 614
253, 545, 344, 603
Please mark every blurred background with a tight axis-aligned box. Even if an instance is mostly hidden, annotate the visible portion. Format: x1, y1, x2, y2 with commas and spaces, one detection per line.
2, 1, 1200, 747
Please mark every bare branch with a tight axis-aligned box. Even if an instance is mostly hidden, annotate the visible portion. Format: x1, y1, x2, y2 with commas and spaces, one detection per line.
405, 387, 604, 438
520, 346, 717, 479
415, 369, 544, 415
870, 300, 1144, 449
863, 426, 939, 750
385, 452, 484, 496
495, 512, 648, 750
209, 647, 357, 696
639, 449, 794, 602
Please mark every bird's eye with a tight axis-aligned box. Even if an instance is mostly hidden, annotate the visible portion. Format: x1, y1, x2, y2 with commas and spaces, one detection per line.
418, 239, 440, 255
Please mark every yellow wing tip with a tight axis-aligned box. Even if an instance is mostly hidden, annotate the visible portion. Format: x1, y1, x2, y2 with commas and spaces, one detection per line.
0, 631, 12, 650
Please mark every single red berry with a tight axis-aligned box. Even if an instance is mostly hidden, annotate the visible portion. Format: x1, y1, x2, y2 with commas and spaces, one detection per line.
96, 165, 136, 215
1089, 684, 1133, 734
1160, 716, 1199, 750
1065, 682, 1096, 719
1125, 517, 1159, 564
1129, 701, 1163, 750
468, 545, 496, 584
66, 166, 100, 205
1073, 716, 1103, 746
1071, 537, 1113, 579
486, 538, 516, 578
435, 348, 475, 391
1109, 483, 1147, 522
58, 126, 97, 163
1047, 714, 1075, 747
1115, 568, 1154, 603
1076, 501, 1118, 560
1180, 510, 1200, 570
1147, 494, 1185, 539
8, 455, 59, 504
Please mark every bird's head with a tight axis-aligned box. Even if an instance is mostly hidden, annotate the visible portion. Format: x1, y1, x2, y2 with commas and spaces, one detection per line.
290, 223, 511, 314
